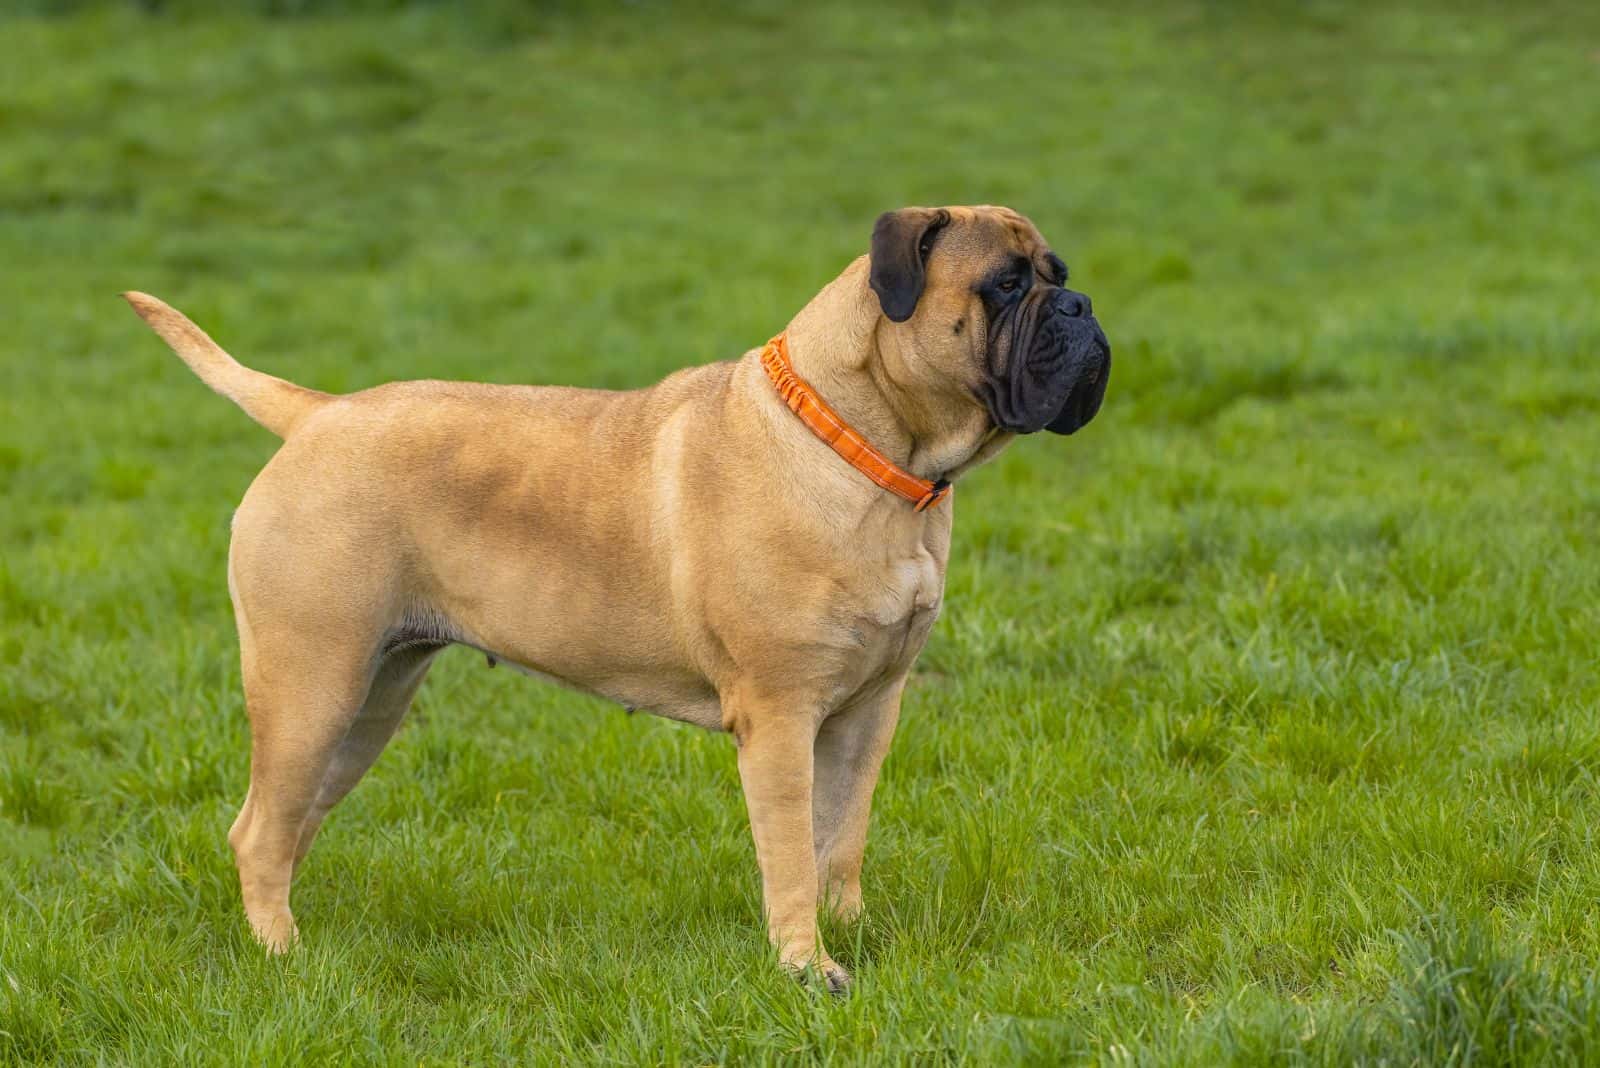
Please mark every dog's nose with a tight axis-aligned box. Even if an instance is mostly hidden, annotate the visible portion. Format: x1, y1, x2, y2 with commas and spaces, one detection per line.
1055, 288, 1092, 318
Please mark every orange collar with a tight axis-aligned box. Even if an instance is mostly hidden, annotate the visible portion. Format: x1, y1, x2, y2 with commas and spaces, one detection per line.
759, 333, 951, 512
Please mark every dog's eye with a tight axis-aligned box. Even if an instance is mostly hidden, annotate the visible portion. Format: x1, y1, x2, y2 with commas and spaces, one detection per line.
997, 278, 1020, 294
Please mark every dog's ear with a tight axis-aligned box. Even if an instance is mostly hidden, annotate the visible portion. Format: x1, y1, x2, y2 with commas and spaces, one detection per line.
869, 208, 951, 323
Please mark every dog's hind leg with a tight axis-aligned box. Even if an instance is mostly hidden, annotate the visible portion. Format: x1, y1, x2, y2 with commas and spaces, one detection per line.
226, 631, 380, 955
292, 643, 441, 872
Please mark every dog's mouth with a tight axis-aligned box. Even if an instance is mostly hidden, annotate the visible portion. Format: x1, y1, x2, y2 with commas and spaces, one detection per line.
980, 290, 1111, 436
1041, 327, 1110, 436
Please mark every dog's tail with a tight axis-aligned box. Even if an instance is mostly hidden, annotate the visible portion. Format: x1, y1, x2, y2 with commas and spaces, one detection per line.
121, 292, 332, 439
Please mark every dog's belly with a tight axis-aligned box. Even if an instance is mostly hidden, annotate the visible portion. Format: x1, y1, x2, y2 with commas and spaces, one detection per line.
447, 594, 724, 729
467, 645, 725, 729
438, 562, 723, 729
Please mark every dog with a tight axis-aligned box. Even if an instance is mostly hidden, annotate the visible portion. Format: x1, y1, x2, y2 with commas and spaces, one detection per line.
125, 205, 1110, 993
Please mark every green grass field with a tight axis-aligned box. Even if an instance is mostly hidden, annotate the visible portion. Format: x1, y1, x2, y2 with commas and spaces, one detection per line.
4, 2, 1600, 1063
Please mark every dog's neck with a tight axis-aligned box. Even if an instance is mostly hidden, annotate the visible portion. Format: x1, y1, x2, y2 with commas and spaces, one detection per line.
781, 257, 1005, 484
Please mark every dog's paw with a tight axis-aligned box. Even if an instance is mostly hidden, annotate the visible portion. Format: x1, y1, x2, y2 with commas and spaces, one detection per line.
249, 913, 299, 955
786, 958, 852, 997
821, 882, 864, 925
827, 898, 864, 925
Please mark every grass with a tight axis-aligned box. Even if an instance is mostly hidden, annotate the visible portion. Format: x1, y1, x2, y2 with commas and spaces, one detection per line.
3, 0, 1600, 1062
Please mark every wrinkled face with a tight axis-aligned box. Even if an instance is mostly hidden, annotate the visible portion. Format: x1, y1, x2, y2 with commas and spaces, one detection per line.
869, 205, 1111, 435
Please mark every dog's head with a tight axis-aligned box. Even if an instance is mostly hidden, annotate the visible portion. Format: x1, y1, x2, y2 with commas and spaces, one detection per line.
869, 205, 1110, 436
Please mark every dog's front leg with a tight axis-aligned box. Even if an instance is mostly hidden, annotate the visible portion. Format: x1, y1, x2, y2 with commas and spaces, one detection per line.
732, 700, 848, 993
812, 675, 905, 924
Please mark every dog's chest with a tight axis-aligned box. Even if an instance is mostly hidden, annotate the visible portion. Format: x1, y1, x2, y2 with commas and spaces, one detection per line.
846, 548, 944, 674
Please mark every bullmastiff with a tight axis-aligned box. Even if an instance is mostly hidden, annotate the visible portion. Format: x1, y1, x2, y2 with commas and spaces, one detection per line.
125, 205, 1110, 992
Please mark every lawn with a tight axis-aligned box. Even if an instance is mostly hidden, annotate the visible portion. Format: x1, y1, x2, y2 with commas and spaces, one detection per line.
3, 1, 1600, 1063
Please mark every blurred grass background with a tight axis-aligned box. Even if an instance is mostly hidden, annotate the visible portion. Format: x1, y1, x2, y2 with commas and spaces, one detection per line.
3, 1, 1600, 1063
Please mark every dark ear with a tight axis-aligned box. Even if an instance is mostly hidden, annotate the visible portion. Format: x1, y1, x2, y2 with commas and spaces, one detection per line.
869, 207, 951, 323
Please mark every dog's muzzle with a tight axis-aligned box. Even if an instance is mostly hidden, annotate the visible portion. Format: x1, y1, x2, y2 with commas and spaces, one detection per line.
992, 287, 1111, 435
1040, 291, 1110, 436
